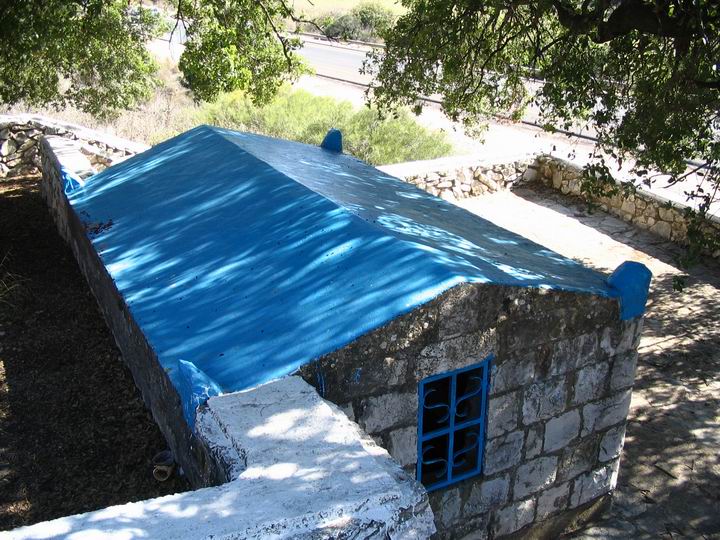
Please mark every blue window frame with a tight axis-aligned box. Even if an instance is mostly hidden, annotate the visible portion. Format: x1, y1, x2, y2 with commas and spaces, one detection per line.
417, 355, 492, 491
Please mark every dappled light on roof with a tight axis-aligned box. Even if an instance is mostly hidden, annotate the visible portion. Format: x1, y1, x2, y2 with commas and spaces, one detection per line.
67, 125, 615, 405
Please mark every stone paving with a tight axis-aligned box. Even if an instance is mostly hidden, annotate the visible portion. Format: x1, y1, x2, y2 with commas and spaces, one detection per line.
459, 186, 720, 539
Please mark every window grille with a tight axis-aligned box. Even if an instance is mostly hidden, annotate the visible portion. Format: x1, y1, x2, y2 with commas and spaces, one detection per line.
417, 355, 492, 491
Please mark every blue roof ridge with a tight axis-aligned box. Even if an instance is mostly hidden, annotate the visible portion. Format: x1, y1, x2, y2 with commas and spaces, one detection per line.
206, 125, 467, 277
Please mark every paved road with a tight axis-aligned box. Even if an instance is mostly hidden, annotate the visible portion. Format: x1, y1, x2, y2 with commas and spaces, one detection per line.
298, 41, 374, 85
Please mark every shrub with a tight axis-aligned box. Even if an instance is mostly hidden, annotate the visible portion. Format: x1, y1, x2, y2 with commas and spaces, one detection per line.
318, 2, 396, 42
351, 2, 395, 37
197, 88, 452, 165
325, 13, 364, 41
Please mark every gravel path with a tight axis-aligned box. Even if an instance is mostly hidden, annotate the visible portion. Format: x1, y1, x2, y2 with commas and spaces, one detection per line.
460, 186, 720, 539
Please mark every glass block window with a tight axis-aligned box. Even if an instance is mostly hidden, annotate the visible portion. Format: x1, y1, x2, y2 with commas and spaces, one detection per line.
417, 355, 492, 491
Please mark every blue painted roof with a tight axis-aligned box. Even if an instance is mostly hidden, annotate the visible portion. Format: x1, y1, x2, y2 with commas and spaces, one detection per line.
67, 125, 621, 421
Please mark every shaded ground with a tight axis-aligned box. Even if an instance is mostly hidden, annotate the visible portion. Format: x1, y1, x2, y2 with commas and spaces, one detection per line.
461, 186, 720, 539
0, 176, 188, 531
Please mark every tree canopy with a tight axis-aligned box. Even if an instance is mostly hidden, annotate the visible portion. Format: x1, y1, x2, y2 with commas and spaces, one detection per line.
1, 0, 717, 258
0, 1, 165, 117
0, 0, 307, 116
367, 0, 719, 260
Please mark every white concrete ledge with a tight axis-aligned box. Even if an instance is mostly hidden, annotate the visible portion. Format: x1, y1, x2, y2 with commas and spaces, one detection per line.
4, 377, 434, 540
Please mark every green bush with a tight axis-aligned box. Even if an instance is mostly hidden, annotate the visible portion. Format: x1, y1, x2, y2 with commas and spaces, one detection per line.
325, 13, 364, 41
197, 88, 452, 165
352, 2, 395, 37
318, 2, 396, 42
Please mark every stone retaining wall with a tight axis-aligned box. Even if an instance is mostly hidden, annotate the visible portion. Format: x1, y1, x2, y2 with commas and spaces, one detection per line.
1, 114, 147, 178
535, 156, 720, 258
299, 282, 641, 539
379, 156, 536, 202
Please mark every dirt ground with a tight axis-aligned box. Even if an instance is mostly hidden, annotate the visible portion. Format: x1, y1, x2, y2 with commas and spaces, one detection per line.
0, 176, 188, 531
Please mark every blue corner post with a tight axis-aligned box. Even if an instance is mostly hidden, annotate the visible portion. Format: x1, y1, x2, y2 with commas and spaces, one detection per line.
320, 129, 343, 153
176, 360, 222, 429
607, 261, 652, 320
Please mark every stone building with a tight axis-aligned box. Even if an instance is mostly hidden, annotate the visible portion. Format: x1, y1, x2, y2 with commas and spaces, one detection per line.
16, 125, 650, 539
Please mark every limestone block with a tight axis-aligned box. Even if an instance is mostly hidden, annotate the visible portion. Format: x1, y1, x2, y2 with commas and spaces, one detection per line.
650, 220, 672, 238
569, 460, 620, 508
525, 423, 544, 459
544, 409, 581, 452
465, 475, 510, 517
523, 377, 567, 424
536, 482, 570, 520
440, 191, 457, 202
573, 362, 610, 405
338, 402, 355, 421
581, 389, 632, 436
609, 351, 638, 390
470, 182, 486, 196
357, 391, 417, 433
598, 424, 626, 462
658, 206, 675, 221
600, 321, 641, 357
417, 331, 494, 381
620, 200, 636, 215
487, 391, 520, 439
388, 426, 417, 467
490, 354, 535, 395
514, 456, 558, 499
484, 431, 524, 475
644, 204, 659, 219
557, 437, 597, 482
436, 487, 462, 529
1, 138, 16, 156
550, 333, 599, 376
493, 498, 535, 537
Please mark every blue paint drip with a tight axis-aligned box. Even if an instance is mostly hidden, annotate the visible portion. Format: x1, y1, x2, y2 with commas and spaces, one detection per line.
320, 129, 342, 153
351, 368, 362, 384
176, 360, 222, 428
607, 261, 652, 320
315, 369, 326, 397
61, 166, 85, 194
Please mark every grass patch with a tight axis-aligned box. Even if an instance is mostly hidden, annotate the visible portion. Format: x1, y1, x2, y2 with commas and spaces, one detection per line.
196, 88, 453, 165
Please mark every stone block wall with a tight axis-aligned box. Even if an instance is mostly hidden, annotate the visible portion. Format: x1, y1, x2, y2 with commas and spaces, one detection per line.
1, 114, 146, 178
534, 156, 720, 258
299, 282, 641, 539
383, 154, 718, 260
379, 157, 536, 202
